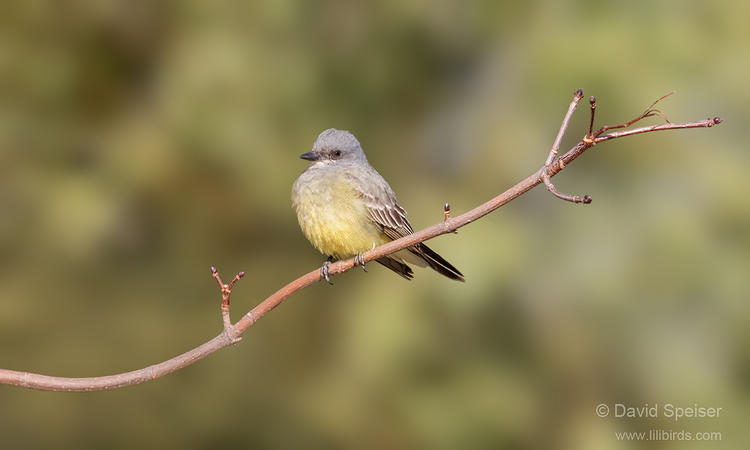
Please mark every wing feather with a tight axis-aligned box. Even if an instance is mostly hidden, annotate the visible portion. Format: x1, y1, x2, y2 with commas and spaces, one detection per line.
344, 168, 414, 238
366, 192, 413, 238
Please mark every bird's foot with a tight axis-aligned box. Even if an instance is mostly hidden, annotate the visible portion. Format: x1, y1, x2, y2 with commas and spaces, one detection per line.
320, 258, 334, 284
354, 253, 367, 272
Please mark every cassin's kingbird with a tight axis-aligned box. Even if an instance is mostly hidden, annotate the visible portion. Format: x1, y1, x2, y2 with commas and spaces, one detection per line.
292, 128, 464, 282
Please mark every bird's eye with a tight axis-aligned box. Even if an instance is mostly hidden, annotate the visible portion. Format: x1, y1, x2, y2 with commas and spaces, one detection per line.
332, 150, 342, 158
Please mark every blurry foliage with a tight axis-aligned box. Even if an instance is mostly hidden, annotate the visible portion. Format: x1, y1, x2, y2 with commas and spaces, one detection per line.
1, 0, 748, 449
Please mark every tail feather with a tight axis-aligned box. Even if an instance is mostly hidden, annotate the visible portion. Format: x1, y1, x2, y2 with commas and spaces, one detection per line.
375, 256, 414, 280
411, 243, 465, 282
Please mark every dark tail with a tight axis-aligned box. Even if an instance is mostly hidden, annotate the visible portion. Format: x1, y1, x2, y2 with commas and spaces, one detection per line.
412, 243, 465, 282
375, 256, 414, 280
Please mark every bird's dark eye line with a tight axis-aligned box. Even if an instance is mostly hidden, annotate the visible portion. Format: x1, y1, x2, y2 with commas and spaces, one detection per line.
332, 150, 342, 158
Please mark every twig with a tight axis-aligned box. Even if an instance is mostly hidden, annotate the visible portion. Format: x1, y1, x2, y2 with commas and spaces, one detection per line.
544, 88, 584, 167
541, 89, 590, 204
0, 91, 722, 391
588, 96, 597, 137
444, 203, 457, 234
594, 117, 721, 142
211, 266, 244, 337
592, 91, 675, 139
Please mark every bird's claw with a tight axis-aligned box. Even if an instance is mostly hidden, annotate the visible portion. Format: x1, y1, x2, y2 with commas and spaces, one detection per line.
354, 253, 367, 272
320, 259, 333, 284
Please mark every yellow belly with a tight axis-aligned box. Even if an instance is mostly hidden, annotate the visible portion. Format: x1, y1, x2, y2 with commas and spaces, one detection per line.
293, 173, 387, 259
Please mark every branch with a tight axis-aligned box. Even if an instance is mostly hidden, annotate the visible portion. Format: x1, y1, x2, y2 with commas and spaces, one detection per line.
0, 91, 722, 391
541, 88, 591, 204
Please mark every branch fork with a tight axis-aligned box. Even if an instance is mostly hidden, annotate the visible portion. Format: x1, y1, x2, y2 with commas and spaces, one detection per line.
537, 89, 720, 206
210, 266, 245, 344
539, 88, 591, 204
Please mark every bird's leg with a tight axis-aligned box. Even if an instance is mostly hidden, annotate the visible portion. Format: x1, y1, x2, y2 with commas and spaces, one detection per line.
320, 256, 334, 284
354, 253, 367, 272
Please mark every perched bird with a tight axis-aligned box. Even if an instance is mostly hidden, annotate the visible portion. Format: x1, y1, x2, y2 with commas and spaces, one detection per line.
292, 128, 464, 283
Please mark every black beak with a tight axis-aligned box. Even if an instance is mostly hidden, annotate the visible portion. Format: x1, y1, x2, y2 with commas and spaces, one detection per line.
300, 151, 319, 161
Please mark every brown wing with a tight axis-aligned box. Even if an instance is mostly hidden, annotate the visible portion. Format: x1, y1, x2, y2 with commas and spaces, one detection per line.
365, 197, 414, 241
346, 167, 465, 282
345, 167, 414, 240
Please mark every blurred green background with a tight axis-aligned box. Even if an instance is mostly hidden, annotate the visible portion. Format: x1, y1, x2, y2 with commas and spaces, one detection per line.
1, 1, 747, 449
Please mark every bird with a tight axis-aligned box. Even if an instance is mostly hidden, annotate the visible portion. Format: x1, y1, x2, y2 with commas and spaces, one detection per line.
292, 128, 464, 283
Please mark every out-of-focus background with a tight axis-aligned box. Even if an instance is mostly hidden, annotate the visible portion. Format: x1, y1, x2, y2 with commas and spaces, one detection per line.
1, 1, 747, 449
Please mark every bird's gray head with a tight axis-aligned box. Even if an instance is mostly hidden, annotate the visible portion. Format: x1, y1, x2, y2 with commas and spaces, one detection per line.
300, 128, 368, 166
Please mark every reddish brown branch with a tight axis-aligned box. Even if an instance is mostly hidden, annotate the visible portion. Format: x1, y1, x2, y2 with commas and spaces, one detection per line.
211, 266, 245, 337
588, 96, 597, 137
443, 203, 457, 233
0, 92, 722, 391
544, 88, 584, 167
592, 91, 675, 138
541, 89, 589, 204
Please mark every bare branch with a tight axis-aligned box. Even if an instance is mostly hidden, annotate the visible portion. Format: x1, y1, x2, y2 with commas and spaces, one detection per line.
588, 96, 597, 137
541, 89, 590, 204
542, 174, 593, 204
0, 92, 723, 391
593, 91, 675, 138
595, 117, 722, 142
211, 266, 245, 337
544, 88, 584, 167
444, 203, 457, 233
